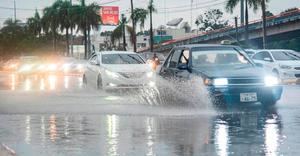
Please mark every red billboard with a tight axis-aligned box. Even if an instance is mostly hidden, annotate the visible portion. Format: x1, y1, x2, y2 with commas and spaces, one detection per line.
100, 6, 119, 26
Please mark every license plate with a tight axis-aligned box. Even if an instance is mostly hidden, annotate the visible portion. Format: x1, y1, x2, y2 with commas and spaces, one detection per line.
240, 93, 257, 102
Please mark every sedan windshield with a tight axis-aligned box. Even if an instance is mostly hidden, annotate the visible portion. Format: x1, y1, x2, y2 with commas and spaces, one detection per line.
102, 54, 145, 64
271, 51, 299, 61
192, 48, 252, 68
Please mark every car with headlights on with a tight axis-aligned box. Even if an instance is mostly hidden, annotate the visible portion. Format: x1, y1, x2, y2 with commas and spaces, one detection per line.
252, 49, 300, 84
17, 56, 41, 78
159, 44, 283, 106
60, 57, 84, 75
83, 51, 155, 90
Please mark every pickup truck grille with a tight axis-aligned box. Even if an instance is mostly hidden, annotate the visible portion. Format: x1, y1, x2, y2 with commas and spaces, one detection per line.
228, 78, 264, 85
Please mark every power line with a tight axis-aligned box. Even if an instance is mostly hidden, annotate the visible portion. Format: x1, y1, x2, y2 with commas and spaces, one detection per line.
156, 1, 227, 14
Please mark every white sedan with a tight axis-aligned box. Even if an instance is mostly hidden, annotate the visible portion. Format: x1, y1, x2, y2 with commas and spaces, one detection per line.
83, 51, 155, 90
252, 49, 300, 83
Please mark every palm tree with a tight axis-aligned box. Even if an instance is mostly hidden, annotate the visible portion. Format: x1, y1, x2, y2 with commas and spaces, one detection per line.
132, 8, 148, 31
86, 3, 100, 56
226, 0, 269, 48
148, 0, 156, 53
71, 0, 100, 59
27, 10, 42, 37
42, 3, 60, 53
56, 0, 73, 56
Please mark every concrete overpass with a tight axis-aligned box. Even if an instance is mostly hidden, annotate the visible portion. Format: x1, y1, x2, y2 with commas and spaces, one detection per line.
139, 9, 300, 53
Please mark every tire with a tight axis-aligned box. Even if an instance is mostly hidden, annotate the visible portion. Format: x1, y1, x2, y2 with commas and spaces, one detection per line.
97, 74, 103, 90
82, 74, 87, 85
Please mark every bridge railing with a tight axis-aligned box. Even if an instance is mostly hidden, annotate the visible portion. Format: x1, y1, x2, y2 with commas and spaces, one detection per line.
138, 8, 300, 52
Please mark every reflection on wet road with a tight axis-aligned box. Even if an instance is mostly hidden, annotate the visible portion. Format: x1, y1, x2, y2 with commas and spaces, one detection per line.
0, 72, 300, 155
0, 73, 84, 91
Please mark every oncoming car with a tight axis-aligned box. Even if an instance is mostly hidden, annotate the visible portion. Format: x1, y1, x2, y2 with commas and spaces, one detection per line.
83, 51, 155, 90
252, 49, 300, 84
159, 44, 283, 106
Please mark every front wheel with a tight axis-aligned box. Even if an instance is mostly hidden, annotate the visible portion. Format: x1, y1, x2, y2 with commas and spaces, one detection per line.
97, 75, 103, 90
82, 74, 87, 85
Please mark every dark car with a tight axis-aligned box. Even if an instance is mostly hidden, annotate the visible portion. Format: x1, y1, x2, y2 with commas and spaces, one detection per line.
159, 44, 283, 105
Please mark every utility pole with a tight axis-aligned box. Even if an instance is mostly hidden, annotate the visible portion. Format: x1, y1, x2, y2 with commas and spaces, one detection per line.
121, 14, 127, 51
149, 0, 154, 53
240, 0, 244, 25
235, 17, 239, 43
245, 0, 249, 46
14, 0, 16, 22
130, 0, 137, 52
190, 0, 193, 30
261, 0, 267, 49
70, 0, 74, 56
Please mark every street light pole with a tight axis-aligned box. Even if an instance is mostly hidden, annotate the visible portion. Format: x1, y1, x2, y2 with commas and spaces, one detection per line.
14, 0, 16, 22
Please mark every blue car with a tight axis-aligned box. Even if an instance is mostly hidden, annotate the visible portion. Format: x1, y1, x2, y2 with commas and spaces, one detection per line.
158, 44, 283, 105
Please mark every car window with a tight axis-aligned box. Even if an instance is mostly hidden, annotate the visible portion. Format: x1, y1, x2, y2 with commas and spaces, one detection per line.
102, 54, 145, 64
252, 52, 272, 61
191, 47, 251, 67
271, 51, 298, 61
89, 55, 97, 64
179, 50, 190, 65
163, 50, 174, 68
169, 49, 182, 68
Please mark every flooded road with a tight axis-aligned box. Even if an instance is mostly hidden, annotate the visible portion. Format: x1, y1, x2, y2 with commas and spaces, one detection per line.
0, 72, 299, 155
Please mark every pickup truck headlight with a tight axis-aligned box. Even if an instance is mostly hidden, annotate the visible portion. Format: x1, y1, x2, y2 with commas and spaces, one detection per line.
264, 76, 279, 86
279, 65, 292, 69
213, 78, 228, 86
105, 70, 119, 78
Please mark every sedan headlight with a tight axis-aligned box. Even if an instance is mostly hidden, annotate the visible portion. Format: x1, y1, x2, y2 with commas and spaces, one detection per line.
147, 72, 153, 78
213, 78, 228, 86
264, 76, 279, 86
105, 70, 119, 78
19, 65, 32, 72
279, 65, 292, 70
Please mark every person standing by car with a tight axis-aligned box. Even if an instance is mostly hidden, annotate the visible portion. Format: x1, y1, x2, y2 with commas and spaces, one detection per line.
150, 53, 160, 70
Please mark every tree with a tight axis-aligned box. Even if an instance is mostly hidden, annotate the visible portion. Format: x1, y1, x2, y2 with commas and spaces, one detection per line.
42, 3, 60, 53
27, 10, 42, 37
265, 10, 274, 17
195, 9, 228, 31
148, 0, 156, 53
226, 0, 271, 48
85, 3, 100, 56
56, 0, 73, 56
132, 8, 148, 31
71, 0, 100, 59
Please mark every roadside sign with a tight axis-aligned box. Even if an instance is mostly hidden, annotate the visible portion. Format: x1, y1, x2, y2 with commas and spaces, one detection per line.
100, 6, 119, 26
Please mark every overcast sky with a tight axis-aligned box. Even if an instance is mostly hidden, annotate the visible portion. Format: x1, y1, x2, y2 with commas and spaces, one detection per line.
1, 0, 300, 31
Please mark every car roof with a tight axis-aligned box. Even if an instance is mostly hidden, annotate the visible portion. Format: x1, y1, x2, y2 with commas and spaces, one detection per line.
174, 44, 240, 49
96, 51, 137, 55
257, 49, 295, 52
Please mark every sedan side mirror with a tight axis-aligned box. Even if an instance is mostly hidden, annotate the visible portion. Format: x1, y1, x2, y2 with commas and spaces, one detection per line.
177, 64, 188, 70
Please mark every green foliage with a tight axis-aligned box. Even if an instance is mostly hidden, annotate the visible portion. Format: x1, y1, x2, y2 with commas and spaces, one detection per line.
195, 9, 228, 31
131, 8, 148, 31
